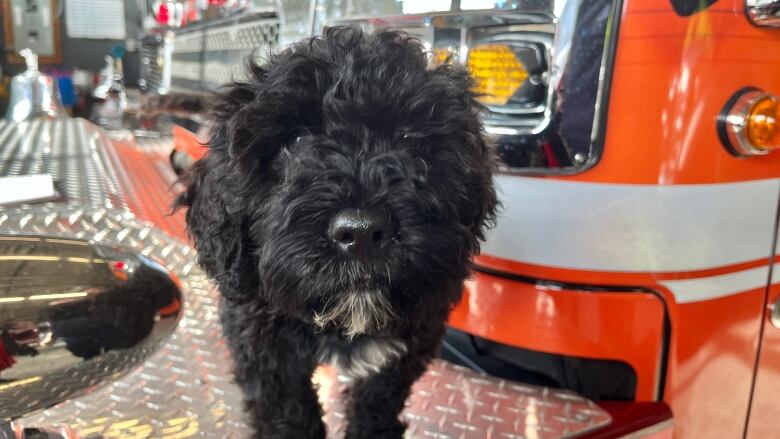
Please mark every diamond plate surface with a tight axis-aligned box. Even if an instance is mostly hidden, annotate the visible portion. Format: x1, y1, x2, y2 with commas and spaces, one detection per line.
0, 119, 128, 211
318, 361, 611, 439
7, 206, 611, 439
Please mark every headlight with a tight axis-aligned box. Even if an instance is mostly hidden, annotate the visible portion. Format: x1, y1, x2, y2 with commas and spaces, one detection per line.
317, 0, 622, 174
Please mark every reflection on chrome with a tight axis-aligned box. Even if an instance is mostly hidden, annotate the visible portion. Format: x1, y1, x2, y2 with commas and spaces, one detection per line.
0, 235, 182, 422
0, 420, 78, 439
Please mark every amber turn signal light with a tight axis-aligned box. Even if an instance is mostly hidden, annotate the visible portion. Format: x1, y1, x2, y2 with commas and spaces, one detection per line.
467, 44, 528, 106
746, 96, 780, 151
718, 88, 780, 157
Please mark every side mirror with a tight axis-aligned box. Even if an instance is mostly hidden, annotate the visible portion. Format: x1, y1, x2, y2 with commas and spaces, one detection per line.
0, 235, 182, 423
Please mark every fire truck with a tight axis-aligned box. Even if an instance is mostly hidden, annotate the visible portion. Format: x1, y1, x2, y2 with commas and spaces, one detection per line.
138, 0, 780, 436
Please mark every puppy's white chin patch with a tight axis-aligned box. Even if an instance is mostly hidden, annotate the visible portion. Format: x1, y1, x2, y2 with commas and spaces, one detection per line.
322, 338, 407, 379
313, 289, 395, 339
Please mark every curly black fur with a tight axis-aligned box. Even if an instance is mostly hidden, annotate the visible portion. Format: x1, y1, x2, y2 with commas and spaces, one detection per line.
176, 27, 497, 439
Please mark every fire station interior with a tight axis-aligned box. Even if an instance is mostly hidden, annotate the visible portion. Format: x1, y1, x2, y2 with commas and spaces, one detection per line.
0, 0, 779, 438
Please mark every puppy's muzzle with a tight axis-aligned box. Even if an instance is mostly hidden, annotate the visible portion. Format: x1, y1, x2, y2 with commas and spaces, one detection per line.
328, 207, 394, 261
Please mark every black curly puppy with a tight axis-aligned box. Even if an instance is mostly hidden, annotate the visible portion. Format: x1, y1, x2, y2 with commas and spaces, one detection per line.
176, 27, 497, 439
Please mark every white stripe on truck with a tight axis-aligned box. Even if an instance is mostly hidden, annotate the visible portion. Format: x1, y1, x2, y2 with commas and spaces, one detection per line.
484, 176, 780, 273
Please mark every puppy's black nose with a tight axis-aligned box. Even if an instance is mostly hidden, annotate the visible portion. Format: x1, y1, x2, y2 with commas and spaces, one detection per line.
328, 207, 394, 260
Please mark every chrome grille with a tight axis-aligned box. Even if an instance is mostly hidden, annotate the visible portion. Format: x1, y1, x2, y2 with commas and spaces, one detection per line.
139, 32, 170, 94
164, 13, 280, 92
203, 18, 279, 52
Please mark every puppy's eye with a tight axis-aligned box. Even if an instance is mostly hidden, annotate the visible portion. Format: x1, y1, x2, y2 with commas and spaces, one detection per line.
283, 136, 302, 156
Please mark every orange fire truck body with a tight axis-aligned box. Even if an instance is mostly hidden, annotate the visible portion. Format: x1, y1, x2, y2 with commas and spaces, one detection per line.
450, 1, 780, 437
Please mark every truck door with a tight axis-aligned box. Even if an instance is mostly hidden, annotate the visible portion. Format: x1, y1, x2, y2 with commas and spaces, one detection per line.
745, 192, 780, 438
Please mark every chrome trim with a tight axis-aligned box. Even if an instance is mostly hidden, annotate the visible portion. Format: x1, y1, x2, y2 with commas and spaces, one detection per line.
92, 56, 128, 130
718, 88, 772, 157
771, 293, 780, 329
746, 0, 780, 27
4, 50, 66, 123
139, 30, 173, 95
161, 32, 174, 94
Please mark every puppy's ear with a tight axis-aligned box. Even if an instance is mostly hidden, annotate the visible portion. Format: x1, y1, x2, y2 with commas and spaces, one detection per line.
431, 63, 499, 249
175, 152, 258, 302
210, 53, 325, 169
208, 61, 273, 165
172, 71, 270, 303
175, 53, 326, 302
